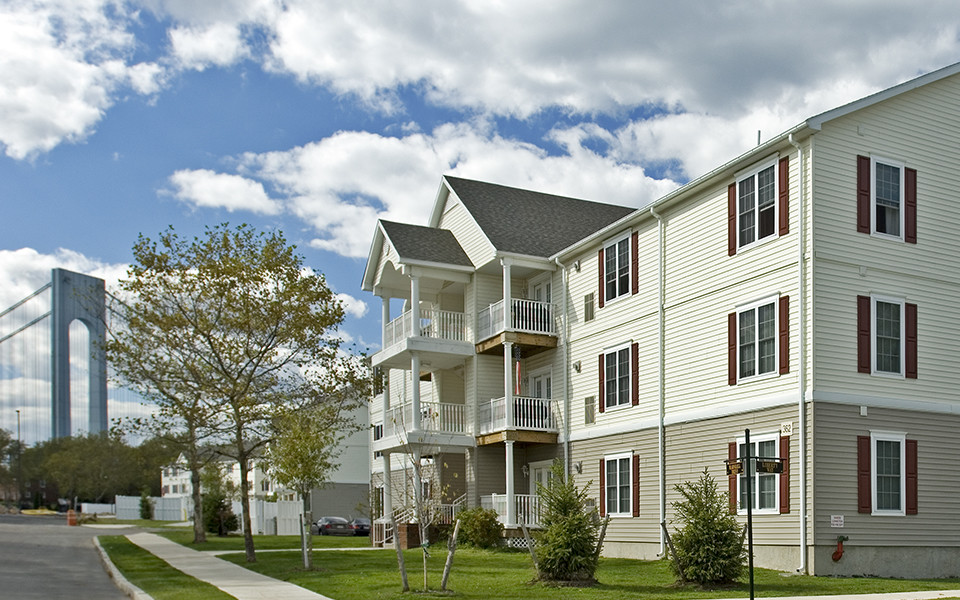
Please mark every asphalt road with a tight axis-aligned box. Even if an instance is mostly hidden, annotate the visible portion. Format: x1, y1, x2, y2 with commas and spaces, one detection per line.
0, 513, 134, 599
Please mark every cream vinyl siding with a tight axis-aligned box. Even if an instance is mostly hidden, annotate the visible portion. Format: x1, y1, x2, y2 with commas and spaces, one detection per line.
436, 193, 496, 268
812, 403, 960, 546
475, 354, 505, 406
811, 75, 960, 402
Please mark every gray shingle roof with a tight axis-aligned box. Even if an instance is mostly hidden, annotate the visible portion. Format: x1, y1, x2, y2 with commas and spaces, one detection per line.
445, 176, 635, 258
380, 220, 473, 267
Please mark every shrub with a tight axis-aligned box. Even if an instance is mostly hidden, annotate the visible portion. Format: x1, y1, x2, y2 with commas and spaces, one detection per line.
456, 507, 503, 548
535, 460, 600, 583
669, 468, 746, 585
139, 488, 154, 520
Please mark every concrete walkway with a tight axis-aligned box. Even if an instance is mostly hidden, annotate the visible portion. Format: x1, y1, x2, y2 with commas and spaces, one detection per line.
126, 532, 334, 600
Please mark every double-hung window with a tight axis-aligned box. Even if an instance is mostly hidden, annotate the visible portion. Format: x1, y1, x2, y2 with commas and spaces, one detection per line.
603, 343, 630, 409
737, 161, 777, 249
874, 297, 903, 375
737, 297, 778, 381
872, 158, 904, 239
603, 235, 630, 302
858, 431, 917, 516
603, 453, 632, 516
737, 433, 780, 513
858, 295, 916, 378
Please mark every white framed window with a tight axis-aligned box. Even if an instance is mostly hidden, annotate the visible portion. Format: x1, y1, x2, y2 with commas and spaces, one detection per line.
737, 159, 779, 249
603, 342, 631, 409
737, 296, 779, 381
603, 233, 631, 302
871, 157, 905, 240
872, 296, 904, 377
737, 432, 780, 514
871, 431, 906, 515
604, 453, 632, 516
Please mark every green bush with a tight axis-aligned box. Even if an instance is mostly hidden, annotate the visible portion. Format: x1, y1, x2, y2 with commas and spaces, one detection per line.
535, 460, 600, 583
669, 468, 746, 585
456, 507, 503, 548
139, 488, 154, 520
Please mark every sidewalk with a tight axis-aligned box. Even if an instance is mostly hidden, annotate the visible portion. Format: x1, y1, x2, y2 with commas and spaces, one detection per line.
126, 532, 334, 600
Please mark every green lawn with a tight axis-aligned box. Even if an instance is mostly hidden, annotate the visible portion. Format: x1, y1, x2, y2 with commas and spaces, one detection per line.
97, 535, 234, 600
219, 547, 960, 600
158, 530, 371, 551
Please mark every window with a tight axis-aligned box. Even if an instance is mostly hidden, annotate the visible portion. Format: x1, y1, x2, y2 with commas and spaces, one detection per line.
601, 453, 634, 516
373, 423, 383, 441
857, 155, 917, 243
584, 397, 595, 425
858, 432, 917, 516
738, 161, 777, 248
737, 433, 780, 513
857, 295, 917, 378
600, 343, 635, 410
584, 293, 595, 322
729, 295, 789, 385
603, 235, 630, 302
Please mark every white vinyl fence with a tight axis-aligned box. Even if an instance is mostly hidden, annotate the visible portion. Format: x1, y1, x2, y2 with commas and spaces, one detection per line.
115, 495, 189, 521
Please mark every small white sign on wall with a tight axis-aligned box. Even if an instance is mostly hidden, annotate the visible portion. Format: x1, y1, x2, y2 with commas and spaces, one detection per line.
831, 515, 845, 528
781, 421, 793, 436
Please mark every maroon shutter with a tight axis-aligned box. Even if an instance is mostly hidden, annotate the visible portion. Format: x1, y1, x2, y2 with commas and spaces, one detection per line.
632, 454, 640, 517
728, 442, 738, 514
728, 183, 737, 255
857, 296, 871, 373
631, 231, 639, 295
906, 303, 918, 379
857, 155, 871, 233
631, 342, 639, 406
905, 167, 917, 244
779, 156, 790, 236
599, 459, 606, 517
598, 249, 605, 308
728, 312, 738, 385
857, 435, 871, 513
598, 354, 605, 414
779, 296, 790, 375
779, 435, 790, 514
906, 439, 918, 515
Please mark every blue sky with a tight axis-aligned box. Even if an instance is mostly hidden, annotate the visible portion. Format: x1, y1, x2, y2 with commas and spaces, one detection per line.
2, 1, 960, 440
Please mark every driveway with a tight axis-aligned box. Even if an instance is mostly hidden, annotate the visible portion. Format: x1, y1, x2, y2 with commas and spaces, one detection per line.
0, 513, 134, 599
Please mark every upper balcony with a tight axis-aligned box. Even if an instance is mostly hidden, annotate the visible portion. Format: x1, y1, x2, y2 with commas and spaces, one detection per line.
373, 308, 474, 370
375, 400, 474, 453
476, 298, 558, 356
476, 395, 559, 445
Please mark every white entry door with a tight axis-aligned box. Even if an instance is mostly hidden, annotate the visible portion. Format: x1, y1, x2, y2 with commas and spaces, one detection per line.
529, 460, 554, 495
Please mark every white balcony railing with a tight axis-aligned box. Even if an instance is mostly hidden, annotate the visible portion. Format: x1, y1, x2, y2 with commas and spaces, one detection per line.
477, 298, 555, 341
478, 396, 558, 434
481, 493, 542, 527
384, 401, 467, 438
383, 308, 467, 348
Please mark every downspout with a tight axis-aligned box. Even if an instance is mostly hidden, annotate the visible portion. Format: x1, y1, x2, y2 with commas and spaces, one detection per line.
555, 258, 570, 479
788, 132, 808, 573
649, 205, 666, 556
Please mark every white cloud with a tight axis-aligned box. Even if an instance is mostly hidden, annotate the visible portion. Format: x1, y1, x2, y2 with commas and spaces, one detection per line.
336, 293, 368, 319
169, 22, 248, 70
168, 168, 282, 214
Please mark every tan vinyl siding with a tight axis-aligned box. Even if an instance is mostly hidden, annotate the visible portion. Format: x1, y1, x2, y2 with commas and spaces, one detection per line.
437, 194, 495, 268
812, 402, 960, 546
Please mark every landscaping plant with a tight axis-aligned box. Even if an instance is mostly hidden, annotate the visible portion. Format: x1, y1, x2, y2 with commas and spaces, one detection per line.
456, 507, 503, 549
534, 460, 601, 584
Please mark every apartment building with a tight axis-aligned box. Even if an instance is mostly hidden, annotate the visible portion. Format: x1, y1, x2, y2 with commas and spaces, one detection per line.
361, 63, 960, 578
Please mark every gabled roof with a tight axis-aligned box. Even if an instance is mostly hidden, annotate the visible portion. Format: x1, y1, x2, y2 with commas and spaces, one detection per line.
379, 220, 473, 267
443, 176, 635, 258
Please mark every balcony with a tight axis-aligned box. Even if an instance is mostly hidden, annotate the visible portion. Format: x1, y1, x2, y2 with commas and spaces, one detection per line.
374, 308, 474, 370
481, 493, 542, 528
476, 299, 558, 355
377, 400, 473, 452
477, 396, 559, 446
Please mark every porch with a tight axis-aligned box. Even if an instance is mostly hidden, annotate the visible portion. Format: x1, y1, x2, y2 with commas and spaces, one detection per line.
481, 493, 542, 528
373, 308, 474, 371
478, 396, 559, 436
475, 299, 558, 355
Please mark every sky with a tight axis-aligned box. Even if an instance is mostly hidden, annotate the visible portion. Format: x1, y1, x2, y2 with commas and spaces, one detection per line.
2, 1, 960, 439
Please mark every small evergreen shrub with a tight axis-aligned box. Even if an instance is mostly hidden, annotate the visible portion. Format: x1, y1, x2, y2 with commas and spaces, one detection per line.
535, 460, 600, 584
456, 507, 503, 548
669, 468, 746, 585
139, 488, 154, 520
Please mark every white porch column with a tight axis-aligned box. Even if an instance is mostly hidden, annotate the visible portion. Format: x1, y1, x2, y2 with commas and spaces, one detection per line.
383, 452, 393, 521
381, 296, 391, 348
501, 259, 513, 331
503, 341, 514, 428
505, 440, 516, 526
410, 275, 421, 337
411, 352, 421, 431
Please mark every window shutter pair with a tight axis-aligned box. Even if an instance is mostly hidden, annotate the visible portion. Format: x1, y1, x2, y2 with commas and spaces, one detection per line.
726, 437, 790, 514
857, 436, 918, 514
856, 296, 918, 378
597, 232, 640, 308
727, 296, 790, 385
728, 156, 790, 255
597, 455, 640, 518
597, 342, 639, 414
856, 155, 917, 242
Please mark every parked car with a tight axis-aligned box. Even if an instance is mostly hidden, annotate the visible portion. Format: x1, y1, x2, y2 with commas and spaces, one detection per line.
312, 516, 352, 536
348, 517, 371, 536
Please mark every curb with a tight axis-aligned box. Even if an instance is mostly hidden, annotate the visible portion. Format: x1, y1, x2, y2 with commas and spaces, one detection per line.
93, 536, 154, 600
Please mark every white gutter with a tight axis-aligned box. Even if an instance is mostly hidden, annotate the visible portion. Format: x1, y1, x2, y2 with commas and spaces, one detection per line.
788, 132, 808, 574
555, 257, 571, 479
649, 205, 666, 556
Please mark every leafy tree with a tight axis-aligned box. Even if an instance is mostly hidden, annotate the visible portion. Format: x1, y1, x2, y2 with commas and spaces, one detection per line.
535, 460, 601, 584
669, 468, 746, 585
107, 223, 360, 562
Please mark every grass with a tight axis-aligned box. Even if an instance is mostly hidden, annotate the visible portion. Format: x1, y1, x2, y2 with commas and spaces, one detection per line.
158, 530, 371, 551
97, 535, 234, 600
219, 547, 960, 600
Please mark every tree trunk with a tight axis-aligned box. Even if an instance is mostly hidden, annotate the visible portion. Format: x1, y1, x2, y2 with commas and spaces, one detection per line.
238, 453, 256, 563
440, 518, 461, 591
188, 450, 206, 544
393, 517, 409, 591
301, 491, 313, 569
